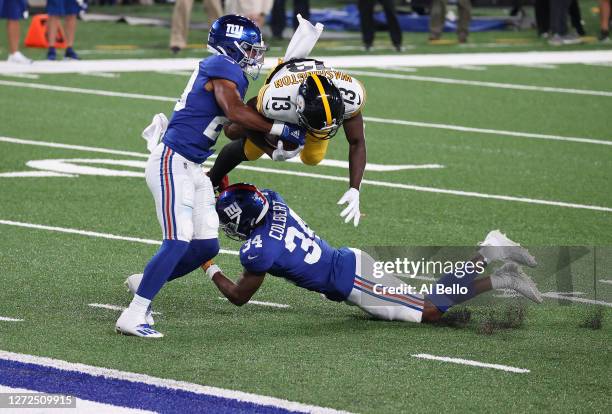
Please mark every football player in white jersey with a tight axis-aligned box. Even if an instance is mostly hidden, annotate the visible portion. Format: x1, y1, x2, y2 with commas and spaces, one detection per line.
207, 58, 367, 227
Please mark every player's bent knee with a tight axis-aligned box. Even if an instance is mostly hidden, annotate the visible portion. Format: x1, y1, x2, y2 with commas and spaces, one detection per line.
244, 138, 265, 161
300, 151, 324, 166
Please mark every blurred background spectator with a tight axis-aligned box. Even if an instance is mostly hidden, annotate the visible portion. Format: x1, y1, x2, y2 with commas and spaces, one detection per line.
1, 0, 31, 63
548, 0, 582, 45
535, 0, 585, 39
46, 0, 80, 60
600, 0, 610, 41
170, 0, 222, 54
225, 0, 274, 28
429, 0, 472, 43
358, 0, 403, 51
270, 0, 310, 39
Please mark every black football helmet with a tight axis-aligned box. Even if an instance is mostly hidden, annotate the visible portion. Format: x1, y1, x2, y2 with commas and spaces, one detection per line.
296, 74, 345, 140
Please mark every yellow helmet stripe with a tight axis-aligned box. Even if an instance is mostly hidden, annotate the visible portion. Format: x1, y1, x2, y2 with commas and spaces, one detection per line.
310, 74, 332, 126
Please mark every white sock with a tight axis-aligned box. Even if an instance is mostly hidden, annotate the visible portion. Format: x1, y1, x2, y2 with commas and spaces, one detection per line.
128, 294, 151, 314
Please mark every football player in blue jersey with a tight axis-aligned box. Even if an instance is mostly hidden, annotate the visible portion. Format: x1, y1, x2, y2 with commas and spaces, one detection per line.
116, 15, 306, 338
204, 183, 543, 324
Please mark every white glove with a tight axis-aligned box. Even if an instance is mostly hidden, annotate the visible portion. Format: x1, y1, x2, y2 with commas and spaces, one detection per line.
141, 113, 168, 153
272, 140, 304, 161
337, 188, 360, 226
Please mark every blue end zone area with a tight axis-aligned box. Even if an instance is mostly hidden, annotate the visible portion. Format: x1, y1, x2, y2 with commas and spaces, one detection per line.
0, 358, 300, 414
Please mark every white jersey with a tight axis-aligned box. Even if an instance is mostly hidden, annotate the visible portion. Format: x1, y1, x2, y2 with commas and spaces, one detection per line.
256, 59, 366, 124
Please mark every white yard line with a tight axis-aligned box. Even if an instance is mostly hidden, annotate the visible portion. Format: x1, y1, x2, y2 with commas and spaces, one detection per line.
2, 51, 612, 74
156, 70, 194, 76
450, 65, 487, 71
0, 72, 40, 79
0, 316, 24, 322
349, 70, 612, 97
599, 279, 612, 285
514, 63, 558, 69
0, 350, 351, 414
0, 171, 75, 178
363, 117, 612, 147
2, 136, 612, 213
217, 297, 290, 308
412, 353, 530, 373
79, 72, 120, 78
89, 303, 161, 315
0, 80, 176, 102
0, 219, 239, 256
0, 136, 149, 157
542, 292, 612, 307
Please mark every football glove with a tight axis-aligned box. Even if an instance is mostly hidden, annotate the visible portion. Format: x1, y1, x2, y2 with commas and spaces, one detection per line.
272, 140, 304, 161
271, 121, 306, 146
338, 187, 360, 227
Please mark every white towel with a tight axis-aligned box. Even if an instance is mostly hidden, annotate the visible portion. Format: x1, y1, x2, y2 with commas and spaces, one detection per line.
283, 14, 324, 61
141, 113, 169, 153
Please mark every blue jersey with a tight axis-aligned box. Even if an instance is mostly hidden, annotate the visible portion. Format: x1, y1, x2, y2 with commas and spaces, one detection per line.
239, 191, 356, 302
163, 55, 249, 163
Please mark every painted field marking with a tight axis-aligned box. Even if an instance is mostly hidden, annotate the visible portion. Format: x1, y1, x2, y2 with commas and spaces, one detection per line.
412, 353, 530, 373
450, 65, 487, 71
0, 72, 39, 79
542, 292, 612, 307
0, 350, 351, 414
599, 279, 612, 285
0, 316, 24, 322
89, 303, 162, 314
79, 72, 120, 78
362, 117, 612, 147
218, 297, 290, 309
514, 63, 558, 69
381, 66, 418, 72
0, 80, 176, 102
157, 70, 194, 76
4, 74, 612, 146
0, 171, 75, 178
0, 219, 240, 256
2, 50, 612, 75
0, 385, 154, 414
2, 137, 612, 213
349, 69, 612, 97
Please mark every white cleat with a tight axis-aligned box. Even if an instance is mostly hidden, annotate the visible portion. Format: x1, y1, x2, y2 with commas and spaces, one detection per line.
492, 262, 543, 304
115, 308, 163, 338
479, 229, 537, 267
124, 274, 155, 326
7, 51, 33, 64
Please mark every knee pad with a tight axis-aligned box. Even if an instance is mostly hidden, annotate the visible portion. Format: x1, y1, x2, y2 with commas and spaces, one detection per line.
244, 138, 265, 161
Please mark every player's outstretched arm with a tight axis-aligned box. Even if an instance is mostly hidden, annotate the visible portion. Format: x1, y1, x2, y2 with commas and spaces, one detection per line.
203, 261, 265, 306
337, 112, 367, 226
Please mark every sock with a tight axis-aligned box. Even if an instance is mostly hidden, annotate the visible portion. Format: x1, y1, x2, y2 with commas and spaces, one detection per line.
167, 238, 220, 281
128, 294, 151, 314
136, 239, 190, 300
426, 267, 480, 313
65, 47, 73, 54
207, 139, 247, 187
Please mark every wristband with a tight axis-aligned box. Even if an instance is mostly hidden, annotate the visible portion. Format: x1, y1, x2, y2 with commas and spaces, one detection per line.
269, 121, 285, 136
206, 264, 222, 280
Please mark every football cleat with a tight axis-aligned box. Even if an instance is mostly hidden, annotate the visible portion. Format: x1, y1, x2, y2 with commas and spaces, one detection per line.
115, 308, 163, 338
492, 262, 543, 304
479, 229, 537, 267
124, 274, 155, 326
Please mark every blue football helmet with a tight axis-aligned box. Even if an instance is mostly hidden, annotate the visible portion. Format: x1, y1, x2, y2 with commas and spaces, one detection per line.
216, 183, 269, 241
207, 15, 267, 80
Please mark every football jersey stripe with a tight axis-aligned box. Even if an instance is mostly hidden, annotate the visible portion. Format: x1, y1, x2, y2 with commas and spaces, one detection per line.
355, 275, 424, 305
310, 74, 333, 126
159, 146, 168, 239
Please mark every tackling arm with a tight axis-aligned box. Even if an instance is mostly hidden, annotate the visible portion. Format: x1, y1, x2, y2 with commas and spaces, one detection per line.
204, 261, 265, 306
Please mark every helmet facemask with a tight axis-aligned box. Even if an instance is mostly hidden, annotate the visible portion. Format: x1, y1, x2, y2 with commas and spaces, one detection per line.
237, 41, 267, 80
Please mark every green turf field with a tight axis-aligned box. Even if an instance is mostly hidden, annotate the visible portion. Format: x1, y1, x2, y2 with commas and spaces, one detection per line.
1, 3, 612, 411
